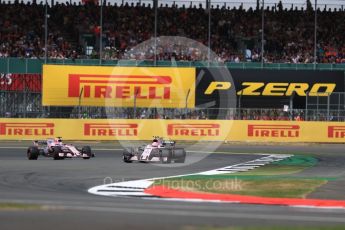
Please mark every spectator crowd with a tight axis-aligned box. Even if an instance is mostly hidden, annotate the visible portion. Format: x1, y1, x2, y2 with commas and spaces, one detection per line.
1, 0, 345, 63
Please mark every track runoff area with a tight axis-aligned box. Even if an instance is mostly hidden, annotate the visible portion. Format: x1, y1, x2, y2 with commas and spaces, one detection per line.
89, 150, 345, 209
1, 141, 345, 230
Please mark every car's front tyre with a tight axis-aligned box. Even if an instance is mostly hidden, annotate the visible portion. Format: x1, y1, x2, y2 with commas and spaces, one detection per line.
123, 149, 133, 163
53, 146, 64, 160
160, 149, 172, 164
27, 146, 39, 160
82, 146, 92, 159
174, 149, 186, 163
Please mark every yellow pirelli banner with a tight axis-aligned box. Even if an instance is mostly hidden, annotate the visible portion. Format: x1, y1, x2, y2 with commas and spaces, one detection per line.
42, 65, 195, 108
0, 119, 227, 141
1, 119, 345, 143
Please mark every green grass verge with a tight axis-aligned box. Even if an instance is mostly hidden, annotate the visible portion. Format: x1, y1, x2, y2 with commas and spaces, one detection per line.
154, 155, 330, 198
155, 177, 326, 198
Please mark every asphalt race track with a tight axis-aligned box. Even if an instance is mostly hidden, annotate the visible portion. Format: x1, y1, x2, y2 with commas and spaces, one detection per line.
0, 141, 345, 230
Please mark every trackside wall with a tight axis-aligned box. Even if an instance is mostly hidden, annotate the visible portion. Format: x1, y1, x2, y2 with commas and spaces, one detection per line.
0, 119, 344, 143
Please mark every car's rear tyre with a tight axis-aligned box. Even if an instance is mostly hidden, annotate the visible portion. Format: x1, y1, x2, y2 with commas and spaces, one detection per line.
27, 146, 39, 160
174, 149, 186, 163
82, 146, 92, 159
53, 146, 64, 160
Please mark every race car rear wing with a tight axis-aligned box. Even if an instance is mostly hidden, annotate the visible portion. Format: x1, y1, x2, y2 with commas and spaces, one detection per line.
162, 140, 175, 145
33, 137, 62, 146
152, 136, 176, 146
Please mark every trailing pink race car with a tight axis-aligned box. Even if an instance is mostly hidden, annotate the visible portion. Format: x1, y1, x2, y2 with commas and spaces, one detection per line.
27, 137, 94, 160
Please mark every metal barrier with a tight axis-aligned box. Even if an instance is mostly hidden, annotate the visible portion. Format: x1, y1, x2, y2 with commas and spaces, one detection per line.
1, 100, 340, 121
1, 58, 345, 74
305, 92, 345, 121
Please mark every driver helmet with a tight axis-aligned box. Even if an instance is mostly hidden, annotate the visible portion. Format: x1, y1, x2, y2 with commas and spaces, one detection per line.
54, 138, 62, 145
151, 139, 159, 147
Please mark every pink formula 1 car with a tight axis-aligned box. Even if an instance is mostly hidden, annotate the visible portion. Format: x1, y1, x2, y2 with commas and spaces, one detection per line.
122, 137, 186, 163
27, 137, 94, 160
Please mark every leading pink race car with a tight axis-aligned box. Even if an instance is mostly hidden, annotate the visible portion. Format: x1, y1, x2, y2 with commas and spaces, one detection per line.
122, 136, 186, 163
27, 137, 94, 160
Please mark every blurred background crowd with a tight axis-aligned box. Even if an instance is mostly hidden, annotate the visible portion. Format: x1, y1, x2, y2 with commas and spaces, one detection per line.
1, 0, 345, 63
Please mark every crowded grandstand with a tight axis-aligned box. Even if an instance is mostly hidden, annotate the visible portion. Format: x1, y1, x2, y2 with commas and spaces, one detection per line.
1, 0, 345, 63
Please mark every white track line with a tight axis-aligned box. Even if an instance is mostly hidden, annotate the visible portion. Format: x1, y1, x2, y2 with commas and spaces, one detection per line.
199, 154, 292, 175
88, 179, 155, 197
88, 154, 292, 197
